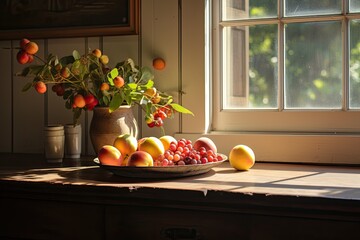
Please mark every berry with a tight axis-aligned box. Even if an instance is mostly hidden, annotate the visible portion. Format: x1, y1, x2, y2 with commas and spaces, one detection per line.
152, 137, 223, 167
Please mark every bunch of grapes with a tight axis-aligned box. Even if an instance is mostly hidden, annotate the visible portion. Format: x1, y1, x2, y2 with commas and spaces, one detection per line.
154, 138, 224, 166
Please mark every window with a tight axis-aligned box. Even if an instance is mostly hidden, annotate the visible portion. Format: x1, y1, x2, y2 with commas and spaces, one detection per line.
208, 0, 360, 164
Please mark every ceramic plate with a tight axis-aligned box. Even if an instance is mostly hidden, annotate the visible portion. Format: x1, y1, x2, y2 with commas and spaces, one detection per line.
93, 153, 227, 179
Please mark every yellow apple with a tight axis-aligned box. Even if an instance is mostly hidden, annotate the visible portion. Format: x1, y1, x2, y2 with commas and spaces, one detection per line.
113, 134, 138, 156
137, 136, 165, 160
159, 135, 177, 151
229, 145, 255, 171
98, 145, 122, 166
127, 151, 153, 166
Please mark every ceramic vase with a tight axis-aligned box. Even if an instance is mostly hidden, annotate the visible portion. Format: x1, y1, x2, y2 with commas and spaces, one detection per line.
89, 106, 139, 154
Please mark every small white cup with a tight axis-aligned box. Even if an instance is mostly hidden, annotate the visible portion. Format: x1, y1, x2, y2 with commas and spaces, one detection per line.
65, 124, 82, 159
44, 124, 65, 163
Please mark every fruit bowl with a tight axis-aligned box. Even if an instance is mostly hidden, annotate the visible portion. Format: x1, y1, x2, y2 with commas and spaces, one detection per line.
93, 153, 227, 178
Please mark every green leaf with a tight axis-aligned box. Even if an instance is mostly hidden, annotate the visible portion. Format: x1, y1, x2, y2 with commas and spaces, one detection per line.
109, 93, 123, 112
17, 66, 31, 76
59, 55, 75, 66
144, 79, 154, 88
127, 83, 137, 90
127, 58, 138, 72
73, 50, 81, 60
109, 68, 119, 79
107, 68, 119, 86
17, 65, 44, 76
170, 103, 194, 116
140, 67, 154, 82
22, 82, 33, 92
72, 108, 82, 124
63, 90, 73, 100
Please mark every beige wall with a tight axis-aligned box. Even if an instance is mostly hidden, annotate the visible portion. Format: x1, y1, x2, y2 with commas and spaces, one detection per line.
0, 0, 205, 156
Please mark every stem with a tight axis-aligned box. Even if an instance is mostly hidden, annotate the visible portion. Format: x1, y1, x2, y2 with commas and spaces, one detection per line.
33, 54, 48, 64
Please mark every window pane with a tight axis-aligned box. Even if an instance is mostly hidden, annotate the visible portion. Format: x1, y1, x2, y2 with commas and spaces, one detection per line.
222, 0, 277, 20
350, 20, 360, 109
222, 24, 278, 109
285, 21, 342, 109
349, 0, 360, 12
285, 0, 341, 17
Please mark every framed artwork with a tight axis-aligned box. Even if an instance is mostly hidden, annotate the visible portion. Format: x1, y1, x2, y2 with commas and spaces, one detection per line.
0, 0, 139, 40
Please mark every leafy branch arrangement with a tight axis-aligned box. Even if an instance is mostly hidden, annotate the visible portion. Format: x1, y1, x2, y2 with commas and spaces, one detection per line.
16, 39, 193, 127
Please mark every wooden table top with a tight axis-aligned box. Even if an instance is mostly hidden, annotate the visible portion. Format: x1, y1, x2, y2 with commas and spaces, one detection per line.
1, 153, 360, 202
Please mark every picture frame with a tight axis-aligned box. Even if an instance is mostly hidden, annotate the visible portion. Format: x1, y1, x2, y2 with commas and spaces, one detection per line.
0, 0, 139, 40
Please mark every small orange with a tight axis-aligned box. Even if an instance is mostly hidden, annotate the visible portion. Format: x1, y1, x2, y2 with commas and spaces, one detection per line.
153, 58, 166, 70
24, 41, 39, 55
100, 82, 110, 91
35, 81, 47, 94
113, 76, 125, 88
73, 94, 86, 108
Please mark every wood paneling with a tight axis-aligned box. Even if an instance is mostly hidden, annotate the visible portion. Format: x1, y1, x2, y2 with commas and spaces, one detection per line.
0, 0, 197, 154
141, 0, 180, 138
0, 41, 12, 152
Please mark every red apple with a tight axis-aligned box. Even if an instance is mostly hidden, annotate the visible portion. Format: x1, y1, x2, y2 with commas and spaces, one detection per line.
193, 137, 217, 154
35, 81, 47, 94
98, 145, 122, 166
16, 50, 29, 64
127, 151, 153, 167
20, 38, 30, 49
84, 94, 98, 110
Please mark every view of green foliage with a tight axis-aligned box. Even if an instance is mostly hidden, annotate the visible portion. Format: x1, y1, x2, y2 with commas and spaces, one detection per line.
228, 0, 360, 109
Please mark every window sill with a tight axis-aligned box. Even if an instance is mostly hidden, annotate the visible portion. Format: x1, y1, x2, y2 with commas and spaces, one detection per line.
176, 132, 360, 164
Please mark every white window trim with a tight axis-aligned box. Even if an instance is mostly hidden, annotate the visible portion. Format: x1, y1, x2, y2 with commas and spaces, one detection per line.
177, 0, 360, 165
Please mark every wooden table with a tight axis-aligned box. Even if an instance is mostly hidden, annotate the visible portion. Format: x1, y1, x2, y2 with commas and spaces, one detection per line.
1, 154, 360, 239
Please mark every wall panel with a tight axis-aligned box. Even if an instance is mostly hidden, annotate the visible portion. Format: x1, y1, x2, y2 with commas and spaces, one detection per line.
141, 0, 180, 138
181, 0, 206, 133
0, 41, 13, 152
12, 40, 45, 153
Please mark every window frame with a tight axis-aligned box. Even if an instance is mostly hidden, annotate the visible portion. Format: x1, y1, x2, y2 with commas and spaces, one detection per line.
177, 0, 360, 165
214, 0, 360, 131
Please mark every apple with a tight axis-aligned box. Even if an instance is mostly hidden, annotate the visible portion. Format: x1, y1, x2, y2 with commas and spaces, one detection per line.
92, 48, 102, 58
137, 136, 165, 160
229, 144, 255, 171
113, 76, 125, 88
98, 145, 122, 166
20, 38, 30, 49
159, 135, 177, 151
127, 151, 153, 166
23, 41, 39, 55
73, 94, 86, 108
35, 81, 47, 94
113, 133, 138, 165
193, 137, 217, 154
16, 50, 29, 64
60, 67, 71, 78
84, 94, 98, 110
100, 55, 109, 65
